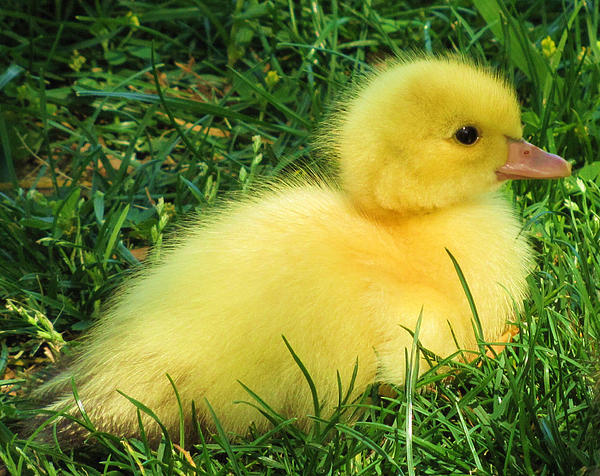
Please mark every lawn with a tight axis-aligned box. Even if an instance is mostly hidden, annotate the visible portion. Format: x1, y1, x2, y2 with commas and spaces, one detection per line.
0, 0, 599, 474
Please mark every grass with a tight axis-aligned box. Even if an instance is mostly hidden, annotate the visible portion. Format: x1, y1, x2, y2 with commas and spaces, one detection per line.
0, 0, 599, 473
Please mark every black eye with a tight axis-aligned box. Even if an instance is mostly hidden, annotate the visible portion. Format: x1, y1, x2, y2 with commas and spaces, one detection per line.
454, 126, 479, 145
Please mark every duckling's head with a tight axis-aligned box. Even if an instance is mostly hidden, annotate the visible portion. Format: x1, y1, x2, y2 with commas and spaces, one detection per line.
326, 56, 570, 215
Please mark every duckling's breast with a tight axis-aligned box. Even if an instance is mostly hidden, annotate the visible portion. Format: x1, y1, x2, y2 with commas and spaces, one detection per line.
362, 192, 533, 344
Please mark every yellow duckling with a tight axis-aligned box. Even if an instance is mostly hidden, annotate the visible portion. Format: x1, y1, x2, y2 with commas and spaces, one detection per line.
33, 55, 571, 445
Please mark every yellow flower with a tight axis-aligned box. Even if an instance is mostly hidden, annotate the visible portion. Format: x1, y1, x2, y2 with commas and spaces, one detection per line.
126, 11, 140, 27
69, 50, 86, 72
541, 36, 556, 58
265, 70, 280, 88
578, 46, 590, 62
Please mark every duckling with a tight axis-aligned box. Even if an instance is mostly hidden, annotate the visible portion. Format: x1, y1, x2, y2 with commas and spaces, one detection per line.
32, 55, 571, 445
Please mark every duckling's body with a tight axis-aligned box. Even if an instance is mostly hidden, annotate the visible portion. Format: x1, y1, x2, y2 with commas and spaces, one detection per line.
34, 56, 570, 444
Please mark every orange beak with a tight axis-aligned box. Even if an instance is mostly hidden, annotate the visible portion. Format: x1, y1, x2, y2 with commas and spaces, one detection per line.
496, 139, 571, 181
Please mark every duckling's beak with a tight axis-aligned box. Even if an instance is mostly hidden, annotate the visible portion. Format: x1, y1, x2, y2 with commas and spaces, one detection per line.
496, 139, 571, 181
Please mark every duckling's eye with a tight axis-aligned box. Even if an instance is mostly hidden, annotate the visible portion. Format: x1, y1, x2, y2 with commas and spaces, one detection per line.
454, 126, 479, 145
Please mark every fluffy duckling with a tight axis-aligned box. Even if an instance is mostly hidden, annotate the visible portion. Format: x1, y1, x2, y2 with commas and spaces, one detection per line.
33, 55, 571, 445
